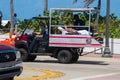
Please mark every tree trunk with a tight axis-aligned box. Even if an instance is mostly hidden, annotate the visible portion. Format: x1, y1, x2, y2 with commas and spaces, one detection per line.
10, 0, 14, 34
95, 0, 101, 33
44, 0, 48, 12
103, 0, 112, 57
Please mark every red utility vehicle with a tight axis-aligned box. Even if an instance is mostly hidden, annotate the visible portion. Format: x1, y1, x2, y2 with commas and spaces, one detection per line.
13, 8, 103, 63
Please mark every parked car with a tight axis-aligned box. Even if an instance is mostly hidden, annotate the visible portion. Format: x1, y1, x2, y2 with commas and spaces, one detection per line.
0, 44, 23, 80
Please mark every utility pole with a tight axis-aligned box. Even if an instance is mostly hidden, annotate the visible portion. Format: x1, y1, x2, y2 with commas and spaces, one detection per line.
10, 0, 14, 34
102, 0, 112, 57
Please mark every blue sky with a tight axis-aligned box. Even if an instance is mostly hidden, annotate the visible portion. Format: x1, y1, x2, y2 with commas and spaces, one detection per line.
0, 0, 120, 20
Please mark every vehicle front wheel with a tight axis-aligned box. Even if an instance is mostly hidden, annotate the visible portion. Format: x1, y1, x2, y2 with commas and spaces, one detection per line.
57, 50, 72, 63
18, 48, 29, 62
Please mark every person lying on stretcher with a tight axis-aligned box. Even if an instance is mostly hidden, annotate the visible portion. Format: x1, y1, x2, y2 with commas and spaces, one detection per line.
58, 26, 92, 36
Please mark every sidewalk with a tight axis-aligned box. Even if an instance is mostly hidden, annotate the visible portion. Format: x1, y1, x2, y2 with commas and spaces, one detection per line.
79, 52, 120, 64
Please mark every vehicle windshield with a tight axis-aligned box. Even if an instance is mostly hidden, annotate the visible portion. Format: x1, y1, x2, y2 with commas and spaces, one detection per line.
19, 16, 50, 36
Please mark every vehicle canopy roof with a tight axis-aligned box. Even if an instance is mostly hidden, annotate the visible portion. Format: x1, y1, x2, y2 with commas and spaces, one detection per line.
50, 8, 97, 12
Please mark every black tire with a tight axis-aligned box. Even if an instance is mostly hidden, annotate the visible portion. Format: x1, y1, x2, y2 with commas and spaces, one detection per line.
71, 52, 79, 63
18, 48, 29, 62
28, 55, 37, 61
4, 77, 14, 80
57, 50, 72, 63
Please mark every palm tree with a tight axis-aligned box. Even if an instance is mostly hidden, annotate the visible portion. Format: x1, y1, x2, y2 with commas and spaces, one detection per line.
73, 0, 101, 32
10, 0, 14, 34
103, 0, 112, 57
83, 0, 101, 33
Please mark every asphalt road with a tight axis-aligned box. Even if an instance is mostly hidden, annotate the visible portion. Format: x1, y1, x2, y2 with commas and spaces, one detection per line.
15, 55, 120, 80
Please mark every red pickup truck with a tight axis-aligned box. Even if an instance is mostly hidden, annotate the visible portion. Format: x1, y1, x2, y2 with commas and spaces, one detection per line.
0, 44, 23, 80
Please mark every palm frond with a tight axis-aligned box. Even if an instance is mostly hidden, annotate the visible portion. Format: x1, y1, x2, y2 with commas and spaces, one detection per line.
73, 0, 78, 4
83, 0, 95, 7
73, 0, 95, 8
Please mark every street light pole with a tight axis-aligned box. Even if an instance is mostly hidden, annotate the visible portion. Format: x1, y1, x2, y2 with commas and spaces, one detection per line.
103, 0, 112, 57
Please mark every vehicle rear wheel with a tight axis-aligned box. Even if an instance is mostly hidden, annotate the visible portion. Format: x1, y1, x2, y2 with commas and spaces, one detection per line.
28, 55, 37, 61
57, 50, 72, 63
18, 48, 29, 62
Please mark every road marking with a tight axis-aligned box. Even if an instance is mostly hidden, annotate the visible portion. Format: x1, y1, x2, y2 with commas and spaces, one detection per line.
70, 73, 118, 80
15, 68, 64, 80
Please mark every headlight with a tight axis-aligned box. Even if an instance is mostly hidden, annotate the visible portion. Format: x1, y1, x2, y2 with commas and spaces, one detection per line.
16, 51, 21, 61
16, 38, 20, 40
